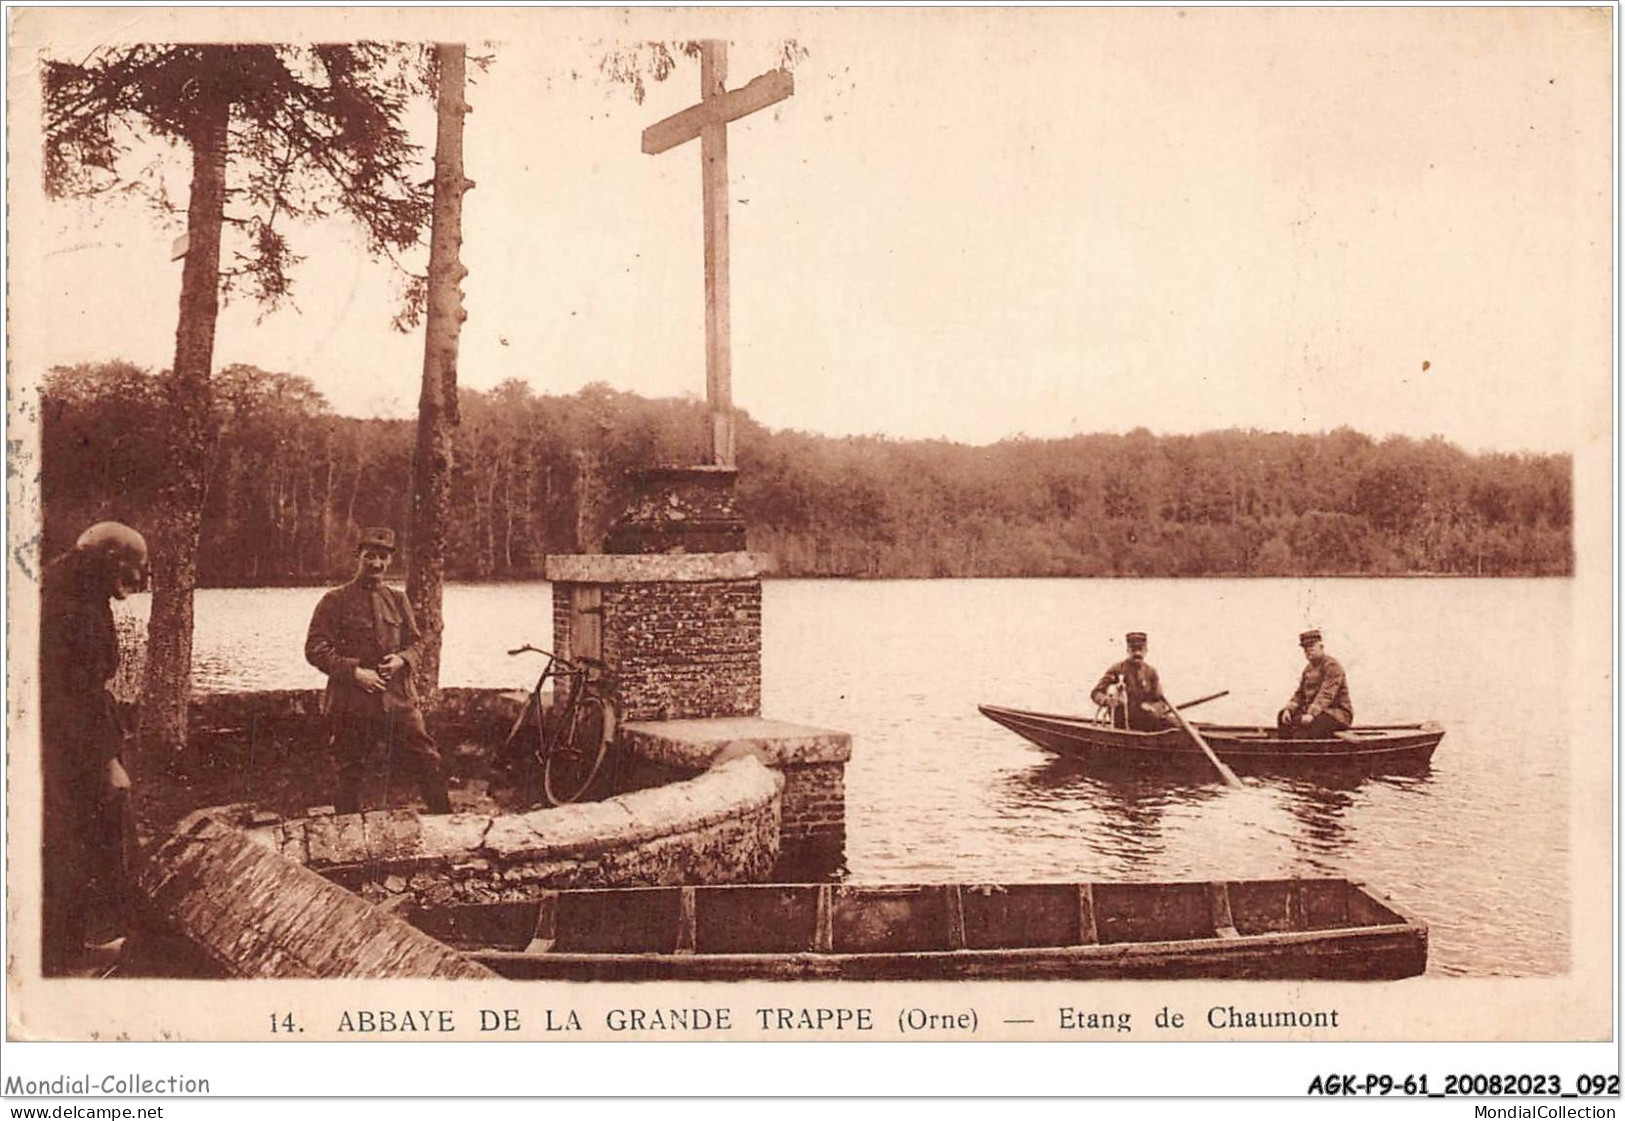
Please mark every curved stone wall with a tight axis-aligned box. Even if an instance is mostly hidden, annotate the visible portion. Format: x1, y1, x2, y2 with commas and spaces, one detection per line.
239, 755, 783, 907
620, 717, 852, 874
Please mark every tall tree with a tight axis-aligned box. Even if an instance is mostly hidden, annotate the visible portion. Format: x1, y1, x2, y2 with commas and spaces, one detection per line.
407, 43, 472, 696
45, 44, 433, 764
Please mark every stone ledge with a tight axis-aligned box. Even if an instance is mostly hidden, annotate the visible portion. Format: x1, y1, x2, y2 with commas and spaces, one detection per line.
544, 552, 774, 584
630, 464, 739, 481
623, 717, 854, 770
189, 686, 523, 722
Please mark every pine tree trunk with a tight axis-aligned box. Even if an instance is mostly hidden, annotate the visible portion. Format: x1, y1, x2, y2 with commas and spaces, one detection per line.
573, 451, 593, 553
343, 440, 361, 562
139, 88, 229, 767
502, 451, 514, 571
407, 44, 471, 697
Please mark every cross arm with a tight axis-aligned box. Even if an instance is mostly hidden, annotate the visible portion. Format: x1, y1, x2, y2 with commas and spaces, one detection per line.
641, 68, 795, 155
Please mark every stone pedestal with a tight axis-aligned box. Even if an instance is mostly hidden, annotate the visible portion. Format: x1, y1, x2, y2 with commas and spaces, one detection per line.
546, 552, 768, 721
545, 464, 852, 877
606, 465, 746, 554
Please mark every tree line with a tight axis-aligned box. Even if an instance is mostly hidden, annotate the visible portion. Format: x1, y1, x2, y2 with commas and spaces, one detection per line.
42, 361, 1572, 582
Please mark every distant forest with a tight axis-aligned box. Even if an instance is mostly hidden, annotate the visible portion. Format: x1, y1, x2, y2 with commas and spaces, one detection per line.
41, 361, 1572, 584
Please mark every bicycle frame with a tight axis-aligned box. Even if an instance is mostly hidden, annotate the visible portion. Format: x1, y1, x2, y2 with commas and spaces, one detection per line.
507, 642, 596, 705
501, 645, 614, 805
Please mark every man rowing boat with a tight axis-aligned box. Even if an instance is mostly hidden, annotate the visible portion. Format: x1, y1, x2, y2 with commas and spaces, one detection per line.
1090, 631, 1175, 732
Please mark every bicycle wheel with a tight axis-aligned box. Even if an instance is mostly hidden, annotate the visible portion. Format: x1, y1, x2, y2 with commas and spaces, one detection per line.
492, 696, 545, 802
543, 695, 613, 806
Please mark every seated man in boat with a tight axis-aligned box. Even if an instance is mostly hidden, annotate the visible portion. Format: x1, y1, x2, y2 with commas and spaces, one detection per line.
1090, 632, 1174, 732
1277, 629, 1353, 739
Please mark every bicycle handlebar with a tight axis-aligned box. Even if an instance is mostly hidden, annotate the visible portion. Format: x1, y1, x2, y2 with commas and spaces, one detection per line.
506, 644, 607, 674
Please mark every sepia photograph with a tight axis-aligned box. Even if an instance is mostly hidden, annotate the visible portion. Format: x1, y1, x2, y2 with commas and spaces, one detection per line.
3, 2, 1617, 1096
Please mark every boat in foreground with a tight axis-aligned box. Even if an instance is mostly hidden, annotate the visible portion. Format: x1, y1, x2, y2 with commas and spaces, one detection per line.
403, 878, 1427, 981
979, 704, 1443, 773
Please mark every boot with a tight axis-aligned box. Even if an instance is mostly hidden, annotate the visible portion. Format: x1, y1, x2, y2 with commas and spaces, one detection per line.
419, 768, 452, 816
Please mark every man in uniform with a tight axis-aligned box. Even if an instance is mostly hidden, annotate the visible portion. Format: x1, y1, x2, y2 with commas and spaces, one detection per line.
1090, 632, 1174, 732
304, 527, 452, 816
40, 521, 147, 975
1278, 628, 1354, 739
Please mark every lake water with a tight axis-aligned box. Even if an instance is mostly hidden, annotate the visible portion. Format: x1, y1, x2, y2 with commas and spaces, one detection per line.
118, 577, 1571, 977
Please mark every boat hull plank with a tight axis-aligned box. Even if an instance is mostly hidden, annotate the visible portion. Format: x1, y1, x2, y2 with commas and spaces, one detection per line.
404, 878, 1428, 982
469, 926, 1425, 981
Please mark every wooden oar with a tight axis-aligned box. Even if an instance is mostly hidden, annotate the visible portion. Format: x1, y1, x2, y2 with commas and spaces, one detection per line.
1173, 689, 1229, 712
1102, 690, 1228, 727
1161, 694, 1244, 788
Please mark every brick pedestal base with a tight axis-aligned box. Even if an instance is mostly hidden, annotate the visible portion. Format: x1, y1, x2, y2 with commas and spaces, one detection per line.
546, 553, 769, 721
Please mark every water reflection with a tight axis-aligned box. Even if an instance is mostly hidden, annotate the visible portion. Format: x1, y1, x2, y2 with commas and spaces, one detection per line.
1274, 767, 1435, 867
1276, 783, 1356, 873
999, 754, 1242, 875
1012, 753, 1092, 793
997, 745, 1443, 881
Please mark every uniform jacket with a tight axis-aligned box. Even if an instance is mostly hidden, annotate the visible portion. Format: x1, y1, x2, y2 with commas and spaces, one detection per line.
40, 552, 124, 783
1286, 655, 1353, 726
304, 578, 424, 720
1092, 657, 1163, 712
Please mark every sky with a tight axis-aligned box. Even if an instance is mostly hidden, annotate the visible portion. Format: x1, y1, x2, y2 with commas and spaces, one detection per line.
11, 7, 1615, 455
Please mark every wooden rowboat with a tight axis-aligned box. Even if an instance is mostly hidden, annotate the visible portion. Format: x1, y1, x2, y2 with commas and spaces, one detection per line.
403, 878, 1427, 981
979, 704, 1443, 774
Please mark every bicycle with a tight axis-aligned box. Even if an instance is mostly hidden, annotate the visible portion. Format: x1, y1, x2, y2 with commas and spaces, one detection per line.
493, 644, 616, 807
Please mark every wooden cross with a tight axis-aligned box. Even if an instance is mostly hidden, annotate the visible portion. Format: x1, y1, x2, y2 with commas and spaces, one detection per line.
643, 41, 794, 467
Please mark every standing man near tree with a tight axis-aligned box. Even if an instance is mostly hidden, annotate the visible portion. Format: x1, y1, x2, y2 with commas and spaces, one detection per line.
40, 521, 148, 975
305, 527, 452, 816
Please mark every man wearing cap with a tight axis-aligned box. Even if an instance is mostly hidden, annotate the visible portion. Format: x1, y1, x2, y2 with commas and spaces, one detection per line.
1090, 632, 1174, 732
40, 521, 148, 974
1278, 629, 1354, 739
305, 527, 452, 816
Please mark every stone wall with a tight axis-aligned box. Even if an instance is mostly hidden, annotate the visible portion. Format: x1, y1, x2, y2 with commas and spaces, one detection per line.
620, 719, 852, 875
238, 756, 783, 907
186, 687, 522, 757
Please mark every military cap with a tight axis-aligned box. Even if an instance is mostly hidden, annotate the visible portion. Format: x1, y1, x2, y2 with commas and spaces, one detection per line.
1298, 629, 1323, 647
75, 521, 148, 562
357, 526, 397, 553
1125, 631, 1148, 648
